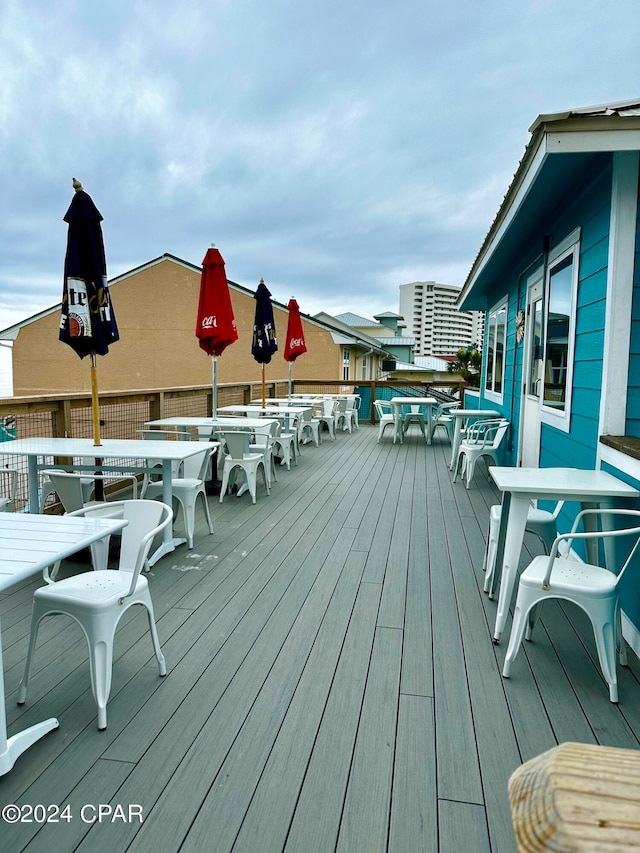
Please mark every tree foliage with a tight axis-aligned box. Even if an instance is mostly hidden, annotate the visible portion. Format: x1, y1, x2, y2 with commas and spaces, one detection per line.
447, 345, 482, 386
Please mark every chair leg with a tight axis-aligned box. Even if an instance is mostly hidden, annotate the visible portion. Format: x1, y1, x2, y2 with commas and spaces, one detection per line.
87, 633, 114, 730
17, 609, 45, 705
502, 591, 538, 678
199, 488, 214, 535
142, 596, 167, 677
483, 510, 500, 594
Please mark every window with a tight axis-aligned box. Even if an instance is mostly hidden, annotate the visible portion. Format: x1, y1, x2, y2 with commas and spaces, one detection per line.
542, 235, 579, 423
342, 347, 350, 381
485, 299, 507, 397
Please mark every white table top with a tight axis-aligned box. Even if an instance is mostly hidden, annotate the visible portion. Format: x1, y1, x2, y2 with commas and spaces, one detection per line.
490, 466, 640, 499
390, 397, 438, 406
0, 436, 207, 462
0, 513, 127, 588
450, 408, 501, 418
218, 405, 311, 416
145, 416, 278, 430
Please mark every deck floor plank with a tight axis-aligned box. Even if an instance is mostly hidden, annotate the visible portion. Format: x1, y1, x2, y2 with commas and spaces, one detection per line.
3, 425, 640, 853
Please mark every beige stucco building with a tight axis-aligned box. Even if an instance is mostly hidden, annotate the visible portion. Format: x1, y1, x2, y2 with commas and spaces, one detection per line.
2, 255, 390, 396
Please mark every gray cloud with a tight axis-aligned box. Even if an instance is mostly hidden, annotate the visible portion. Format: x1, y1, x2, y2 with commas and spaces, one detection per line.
1, 0, 639, 375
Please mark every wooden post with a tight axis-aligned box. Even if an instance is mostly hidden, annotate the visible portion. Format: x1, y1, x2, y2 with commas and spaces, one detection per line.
509, 742, 640, 851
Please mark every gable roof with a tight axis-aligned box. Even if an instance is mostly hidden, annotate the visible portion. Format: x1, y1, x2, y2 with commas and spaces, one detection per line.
458, 98, 640, 311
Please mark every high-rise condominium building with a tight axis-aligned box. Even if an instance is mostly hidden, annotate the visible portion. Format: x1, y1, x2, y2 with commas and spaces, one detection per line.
398, 281, 484, 357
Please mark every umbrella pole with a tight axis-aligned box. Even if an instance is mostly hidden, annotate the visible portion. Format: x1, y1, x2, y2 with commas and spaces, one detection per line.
212, 355, 218, 418
262, 364, 266, 408
288, 361, 292, 400
90, 352, 101, 446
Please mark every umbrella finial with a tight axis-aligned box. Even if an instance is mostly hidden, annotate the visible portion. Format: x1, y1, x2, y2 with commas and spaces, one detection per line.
72, 177, 83, 192
260, 277, 265, 284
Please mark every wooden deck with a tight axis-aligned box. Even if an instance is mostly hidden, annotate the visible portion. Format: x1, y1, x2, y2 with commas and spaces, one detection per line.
2, 424, 640, 852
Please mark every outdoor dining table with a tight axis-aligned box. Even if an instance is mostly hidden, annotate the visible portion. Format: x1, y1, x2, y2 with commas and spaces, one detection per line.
0, 512, 127, 773
0, 437, 208, 566
218, 404, 312, 418
448, 408, 501, 470
144, 416, 280, 433
488, 466, 640, 643
389, 397, 438, 444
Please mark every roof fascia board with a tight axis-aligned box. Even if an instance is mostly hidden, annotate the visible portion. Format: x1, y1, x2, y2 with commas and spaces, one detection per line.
546, 127, 640, 153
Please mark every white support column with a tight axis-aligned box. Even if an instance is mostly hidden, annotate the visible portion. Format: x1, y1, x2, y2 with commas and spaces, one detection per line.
597, 151, 639, 460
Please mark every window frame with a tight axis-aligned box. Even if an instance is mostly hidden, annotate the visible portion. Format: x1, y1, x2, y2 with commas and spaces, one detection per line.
540, 229, 580, 432
484, 297, 508, 402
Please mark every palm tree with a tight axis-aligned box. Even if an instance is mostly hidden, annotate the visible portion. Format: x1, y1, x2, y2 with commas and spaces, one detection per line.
447, 344, 482, 387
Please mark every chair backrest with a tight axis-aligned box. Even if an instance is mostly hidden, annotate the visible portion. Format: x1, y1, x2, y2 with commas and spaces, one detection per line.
322, 399, 336, 416
374, 400, 393, 418
220, 430, 251, 459
181, 446, 216, 481
545, 508, 640, 588
74, 500, 172, 593
465, 418, 509, 448
336, 399, 347, 414
43, 469, 93, 513
0, 469, 18, 504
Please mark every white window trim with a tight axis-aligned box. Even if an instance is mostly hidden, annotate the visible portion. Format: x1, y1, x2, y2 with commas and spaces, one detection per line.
540, 228, 581, 433
484, 297, 508, 403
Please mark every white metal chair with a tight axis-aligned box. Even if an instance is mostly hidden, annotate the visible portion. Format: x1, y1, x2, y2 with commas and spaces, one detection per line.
300, 407, 321, 447
402, 404, 427, 440
316, 399, 337, 440
273, 415, 299, 469
219, 431, 269, 504
428, 402, 459, 443
453, 418, 509, 488
17, 500, 173, 730
483, 500, 566, 596
336, 398, 353, 433
502, 509, 640, 703
143, 446, 215, 549
0, 468, 18, 511
374, 400, 396, 442
252, 421, 279, 487
42, 470, 138, 573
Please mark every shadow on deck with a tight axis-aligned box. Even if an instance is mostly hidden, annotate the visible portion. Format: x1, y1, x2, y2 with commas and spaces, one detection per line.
2, 424, 640, 853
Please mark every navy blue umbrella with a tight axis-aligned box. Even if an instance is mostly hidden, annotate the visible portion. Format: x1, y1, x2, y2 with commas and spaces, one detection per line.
251, 278, 278, 406
60, 179, 119, 444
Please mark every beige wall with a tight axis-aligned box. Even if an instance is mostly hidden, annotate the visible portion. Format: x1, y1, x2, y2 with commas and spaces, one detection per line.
13, 257, 342, 395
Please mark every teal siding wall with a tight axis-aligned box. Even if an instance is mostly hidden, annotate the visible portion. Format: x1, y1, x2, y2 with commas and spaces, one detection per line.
601, 462, 640, 633
627, 198, 640, 436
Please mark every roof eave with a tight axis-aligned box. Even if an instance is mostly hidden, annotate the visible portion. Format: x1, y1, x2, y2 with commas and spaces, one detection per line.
457, 108, 640, 311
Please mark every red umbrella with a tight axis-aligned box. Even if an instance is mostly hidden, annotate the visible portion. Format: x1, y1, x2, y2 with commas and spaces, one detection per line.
196, 247, 238, 416
284, 298, 307, 398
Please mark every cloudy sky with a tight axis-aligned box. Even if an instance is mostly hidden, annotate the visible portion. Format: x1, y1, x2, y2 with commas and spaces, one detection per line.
1, 0, 639, 393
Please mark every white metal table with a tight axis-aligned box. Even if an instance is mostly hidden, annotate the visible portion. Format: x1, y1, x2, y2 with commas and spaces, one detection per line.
0, 512, 126, 773
0, 438, 208, 566
389, 398, 438, 444
144, 416, 280, 437
488, 466, 640, 643
448, 409, 501, 470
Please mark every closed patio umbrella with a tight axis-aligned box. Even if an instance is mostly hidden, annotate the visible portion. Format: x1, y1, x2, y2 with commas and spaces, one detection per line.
195, 246, 238, 417
251, 278, 278, 407
59, 178, 119, 446
283, 297, 307, 399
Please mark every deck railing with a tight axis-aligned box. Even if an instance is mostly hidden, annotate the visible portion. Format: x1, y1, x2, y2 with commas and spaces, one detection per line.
0, 378, 466, 510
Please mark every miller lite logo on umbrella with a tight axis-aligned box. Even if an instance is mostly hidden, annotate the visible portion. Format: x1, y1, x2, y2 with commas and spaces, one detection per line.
284, 298, 307, 362
60, 181, 119, 358
59, 178, 118, 446
196, 247, 238, 356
